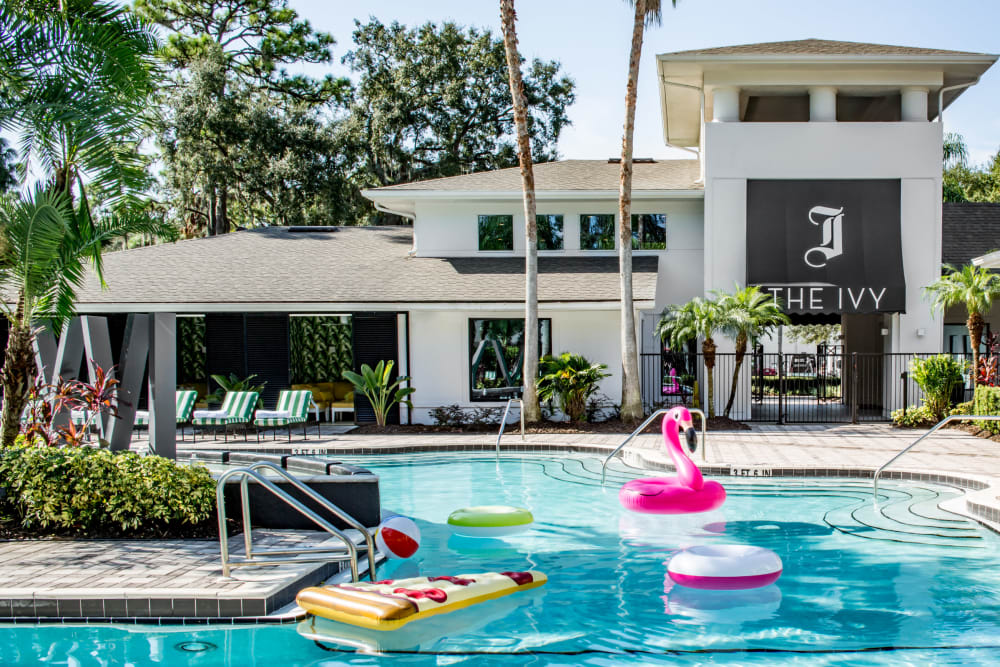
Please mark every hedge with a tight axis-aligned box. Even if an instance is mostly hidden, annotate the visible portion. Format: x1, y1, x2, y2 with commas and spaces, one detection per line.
751, 376, 841, 397
973, 385, 1000, 434
0, 444, 216, 534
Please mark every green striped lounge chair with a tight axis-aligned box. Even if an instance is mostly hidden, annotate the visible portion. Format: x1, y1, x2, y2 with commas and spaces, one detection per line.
254, 390, 315, 442
134, 390, 198, 440
192, 391, 259, 442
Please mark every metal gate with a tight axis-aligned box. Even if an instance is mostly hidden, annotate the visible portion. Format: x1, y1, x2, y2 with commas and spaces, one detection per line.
640, 351, 973, 424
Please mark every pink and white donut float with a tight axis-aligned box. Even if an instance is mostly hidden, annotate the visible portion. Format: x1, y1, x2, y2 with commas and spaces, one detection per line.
619, 407, 726, 514
668, 545, 783, 590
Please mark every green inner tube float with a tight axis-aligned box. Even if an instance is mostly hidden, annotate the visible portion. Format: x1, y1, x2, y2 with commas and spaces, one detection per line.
447, 505, 534, 537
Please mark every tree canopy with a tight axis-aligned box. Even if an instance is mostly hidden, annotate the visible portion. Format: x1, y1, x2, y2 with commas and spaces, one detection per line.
144, 8, 576, 232
339, 19, 575, 222
943, 133, 1000, 203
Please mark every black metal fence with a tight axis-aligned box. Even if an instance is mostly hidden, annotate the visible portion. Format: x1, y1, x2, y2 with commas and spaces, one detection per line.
640, 351, 974, 424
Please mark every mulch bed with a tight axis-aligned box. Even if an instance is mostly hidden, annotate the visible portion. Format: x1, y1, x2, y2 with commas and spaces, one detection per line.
955, 422, 1000, 443
351, 415, 750, 436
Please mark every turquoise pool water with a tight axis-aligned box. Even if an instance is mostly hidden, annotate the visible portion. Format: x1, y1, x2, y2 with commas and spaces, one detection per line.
4, 453, 1000, 665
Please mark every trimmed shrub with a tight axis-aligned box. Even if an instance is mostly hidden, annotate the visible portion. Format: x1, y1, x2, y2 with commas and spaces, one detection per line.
973, 385, 1000, 434
910, 355, 964, 420
0, 445, 215, 533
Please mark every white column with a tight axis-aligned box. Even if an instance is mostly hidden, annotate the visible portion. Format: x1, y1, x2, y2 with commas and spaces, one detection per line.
149, 312, 177, 459
712, 87, 740, 122
901, 87, 929, 122
809, 86, 837, 122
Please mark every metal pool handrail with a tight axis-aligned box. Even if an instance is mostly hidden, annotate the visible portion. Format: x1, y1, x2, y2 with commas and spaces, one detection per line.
216, 463, 376, 581
873, 414, 1000, 497
495, 398, 525, 457
600, 407, 707, 485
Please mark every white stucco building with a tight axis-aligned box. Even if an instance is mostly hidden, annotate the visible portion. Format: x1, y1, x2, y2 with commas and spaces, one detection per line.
69, 39, 1000, 431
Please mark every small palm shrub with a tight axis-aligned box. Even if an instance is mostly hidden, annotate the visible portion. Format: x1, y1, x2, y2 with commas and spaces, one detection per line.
910, 355, 964, 421
0, 444, 215, 534
536, 353, 610, 422
343, 360, 415, 427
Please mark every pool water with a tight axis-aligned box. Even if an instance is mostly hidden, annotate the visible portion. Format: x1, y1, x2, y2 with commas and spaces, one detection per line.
4, 453, 1000, 665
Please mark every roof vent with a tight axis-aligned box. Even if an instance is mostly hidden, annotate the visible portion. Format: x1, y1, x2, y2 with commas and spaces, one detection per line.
286, 226, 339, 233
607, 157, 657, 164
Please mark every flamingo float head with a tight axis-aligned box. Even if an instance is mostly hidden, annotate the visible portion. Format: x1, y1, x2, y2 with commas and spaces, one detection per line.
666, 406, 699, 453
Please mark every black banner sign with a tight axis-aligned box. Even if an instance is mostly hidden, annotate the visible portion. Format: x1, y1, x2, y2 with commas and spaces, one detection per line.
746, 180, 905, 314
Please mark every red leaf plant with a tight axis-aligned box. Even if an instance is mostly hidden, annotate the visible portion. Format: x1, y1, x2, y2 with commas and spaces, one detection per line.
21, 361, 122, 447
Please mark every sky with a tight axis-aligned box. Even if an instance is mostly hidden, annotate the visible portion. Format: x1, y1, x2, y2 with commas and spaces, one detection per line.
290, 0, 1000, 165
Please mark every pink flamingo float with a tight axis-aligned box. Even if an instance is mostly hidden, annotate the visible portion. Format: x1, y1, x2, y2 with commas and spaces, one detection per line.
619, 406, 726, 514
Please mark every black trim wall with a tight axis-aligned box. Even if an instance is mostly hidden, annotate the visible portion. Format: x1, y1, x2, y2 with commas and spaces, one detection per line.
351, 313, 399, 424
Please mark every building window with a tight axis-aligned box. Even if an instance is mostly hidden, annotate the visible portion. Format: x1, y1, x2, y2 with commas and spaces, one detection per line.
478, 214, 513, 251
631, 214, 666, 250
469, 318, 552, 401
536, 214, 564, 250
580, 214, 615, 250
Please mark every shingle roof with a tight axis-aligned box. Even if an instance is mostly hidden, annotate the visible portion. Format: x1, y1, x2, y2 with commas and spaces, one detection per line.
369, 159, 701, 192
74, 226, 658, 309
942, 202, 1000, 267
660, 39, 992, 59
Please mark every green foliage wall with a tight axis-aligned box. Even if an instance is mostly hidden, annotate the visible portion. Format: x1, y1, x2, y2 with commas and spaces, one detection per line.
974, 385, 1000, 434
177, 316, 206, 384
290, 316, 353, 384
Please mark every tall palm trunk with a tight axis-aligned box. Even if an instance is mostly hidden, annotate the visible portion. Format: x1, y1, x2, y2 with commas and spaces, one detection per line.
724, 331, 747, 418
0, 294, 33, 448
500, 0, 541, 422
617, 0, 646, 422
702, 337, 716, 419
969, 311, 985, 385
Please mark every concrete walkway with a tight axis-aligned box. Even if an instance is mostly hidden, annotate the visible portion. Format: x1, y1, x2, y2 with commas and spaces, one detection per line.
180, 422, 1000, 479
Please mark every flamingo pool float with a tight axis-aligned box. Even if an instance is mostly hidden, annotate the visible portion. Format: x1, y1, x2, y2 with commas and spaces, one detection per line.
619, 406, 726, 514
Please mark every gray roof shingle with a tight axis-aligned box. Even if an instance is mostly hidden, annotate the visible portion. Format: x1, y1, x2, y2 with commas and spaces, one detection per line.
75, 226, 658, 309
942, 202, 1000, 267
660, 39, 992, 59
368, 159, 701, 193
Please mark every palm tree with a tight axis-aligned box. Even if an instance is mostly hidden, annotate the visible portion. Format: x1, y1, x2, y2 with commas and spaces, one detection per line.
924, 263, 1000, 385
656, 296, 728, 418
499, 0, 541, 422
0, 189, 169, 446
0, 2, 169, 447
618, 0, 676, 422
717, 286, 789, 418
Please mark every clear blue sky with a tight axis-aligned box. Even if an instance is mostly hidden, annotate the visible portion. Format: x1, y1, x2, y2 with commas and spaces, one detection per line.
291, 0, 1000, 165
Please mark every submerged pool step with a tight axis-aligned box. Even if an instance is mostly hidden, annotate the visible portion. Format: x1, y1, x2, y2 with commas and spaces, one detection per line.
824, 486, 985, 549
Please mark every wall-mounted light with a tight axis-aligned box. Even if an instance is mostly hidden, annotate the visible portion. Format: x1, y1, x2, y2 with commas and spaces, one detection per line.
880, 328, 889, 336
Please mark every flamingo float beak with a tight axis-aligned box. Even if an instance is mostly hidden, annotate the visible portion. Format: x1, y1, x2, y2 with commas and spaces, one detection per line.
676, 415, 698, 453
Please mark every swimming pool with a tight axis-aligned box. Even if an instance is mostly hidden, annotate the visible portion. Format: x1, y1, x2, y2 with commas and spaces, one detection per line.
4, 452, 1000, 665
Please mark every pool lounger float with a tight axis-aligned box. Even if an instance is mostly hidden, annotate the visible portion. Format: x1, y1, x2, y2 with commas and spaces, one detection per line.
447, 505, 534, 537
297, 570, 547, 631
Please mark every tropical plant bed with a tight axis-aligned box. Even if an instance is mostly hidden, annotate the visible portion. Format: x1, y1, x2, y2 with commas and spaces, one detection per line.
350, 416, 750, 435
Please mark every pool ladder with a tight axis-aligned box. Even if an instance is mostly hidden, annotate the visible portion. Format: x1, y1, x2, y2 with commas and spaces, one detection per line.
215, 461, 378, 581
873, 414, 1000, 498
600, 407, 707, 485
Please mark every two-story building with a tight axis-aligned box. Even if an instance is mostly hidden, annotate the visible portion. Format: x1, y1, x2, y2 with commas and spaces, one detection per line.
68, 39, 999, 430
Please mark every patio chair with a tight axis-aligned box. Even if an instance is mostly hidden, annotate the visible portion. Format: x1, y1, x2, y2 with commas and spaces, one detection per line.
192, 391, 259, 442
254, 389, 316, 442
134, 390, 199, 440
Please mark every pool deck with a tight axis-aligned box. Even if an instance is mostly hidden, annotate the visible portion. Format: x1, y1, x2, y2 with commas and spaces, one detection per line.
4, 422, 1000, 623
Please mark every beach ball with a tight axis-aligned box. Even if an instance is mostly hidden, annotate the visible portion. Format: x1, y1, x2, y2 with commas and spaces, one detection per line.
375, 515, 421, 559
